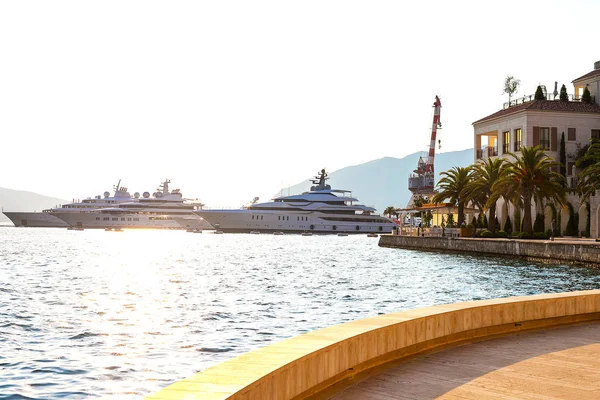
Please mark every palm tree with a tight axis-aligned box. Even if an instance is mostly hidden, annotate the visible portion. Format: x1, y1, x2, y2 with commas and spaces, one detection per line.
492, 146, 566, 235
432, 166, 472, 226
383, 206, 397, 219
464, 158, 506, 233
577, 141, 600, 201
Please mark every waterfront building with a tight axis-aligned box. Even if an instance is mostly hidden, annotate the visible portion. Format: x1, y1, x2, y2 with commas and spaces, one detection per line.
472, 60, 600, 237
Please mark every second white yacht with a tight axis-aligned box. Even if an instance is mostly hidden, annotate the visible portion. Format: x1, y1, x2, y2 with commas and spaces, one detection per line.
194, 169, 397, 234
51, 179, 213, 230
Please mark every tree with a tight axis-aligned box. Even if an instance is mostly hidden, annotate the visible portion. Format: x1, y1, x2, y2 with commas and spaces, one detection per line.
383, 206, 396, 219
432, 166, 472, 227
503, 214, 512, 234
560, 132, 566, 186
582, 86, 592, 104
491, 146, 566, 234
533, 213, 545, 233
412, 195, 431, 220
559, 84, 569, 101
564, 203, 578, 236
503, 76, 521, 104
576, 141, 600, 201
446, 213, 455, 228
463, 157, 506, 233
534, 85, 545, 100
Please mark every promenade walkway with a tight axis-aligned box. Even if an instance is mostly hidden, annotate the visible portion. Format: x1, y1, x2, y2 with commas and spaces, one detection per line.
146, 291, 600, 400
328, 322, 600, 400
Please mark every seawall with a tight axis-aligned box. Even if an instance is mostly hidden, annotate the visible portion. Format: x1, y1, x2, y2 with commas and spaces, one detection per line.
146, 290, 600, 399
379, 235, 600, 266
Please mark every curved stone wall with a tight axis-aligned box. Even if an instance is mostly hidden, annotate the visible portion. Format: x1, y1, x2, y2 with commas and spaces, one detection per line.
146, 290, 600, 400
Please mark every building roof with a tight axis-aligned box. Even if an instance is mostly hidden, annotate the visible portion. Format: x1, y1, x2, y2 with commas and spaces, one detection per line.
572, 68, 600, 83
472, 100, 600, 125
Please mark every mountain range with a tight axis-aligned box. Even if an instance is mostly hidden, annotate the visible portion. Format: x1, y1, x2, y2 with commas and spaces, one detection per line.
276, 148, 474, 212
0, 148, 473, 225
0, 188, 68, 225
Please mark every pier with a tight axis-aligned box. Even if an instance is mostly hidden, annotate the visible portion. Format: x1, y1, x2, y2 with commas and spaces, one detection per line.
146, 290, 600, 399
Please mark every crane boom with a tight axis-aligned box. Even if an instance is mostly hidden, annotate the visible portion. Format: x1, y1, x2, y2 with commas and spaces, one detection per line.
426, 96, 442, 173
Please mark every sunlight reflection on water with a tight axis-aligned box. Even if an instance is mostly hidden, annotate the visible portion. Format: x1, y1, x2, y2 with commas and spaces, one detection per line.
1, 227, 599, 398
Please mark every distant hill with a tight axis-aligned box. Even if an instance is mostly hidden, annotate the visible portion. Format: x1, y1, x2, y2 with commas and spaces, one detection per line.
0, 188, 67, 225
277, 148, 474, 212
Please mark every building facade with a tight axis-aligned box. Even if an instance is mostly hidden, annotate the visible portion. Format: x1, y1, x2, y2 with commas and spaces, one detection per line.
472, 61, 600, 237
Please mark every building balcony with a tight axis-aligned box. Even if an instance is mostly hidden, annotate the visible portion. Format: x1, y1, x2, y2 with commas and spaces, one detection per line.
476, 146, 498, 159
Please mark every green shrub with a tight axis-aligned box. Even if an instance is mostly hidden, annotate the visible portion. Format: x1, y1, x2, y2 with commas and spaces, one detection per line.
582, 87, 592, 104
545, 228, 553, 238
518, 232, 533, 239
559, 84, 568, 101
534, 232, 549, 239
511, 231, 520, 237
480, 229, 493, 238
535, 85, 545, 100
495, 230, 508, 238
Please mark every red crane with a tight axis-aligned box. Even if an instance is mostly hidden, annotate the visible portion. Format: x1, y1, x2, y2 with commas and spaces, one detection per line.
408, 96, 442, 196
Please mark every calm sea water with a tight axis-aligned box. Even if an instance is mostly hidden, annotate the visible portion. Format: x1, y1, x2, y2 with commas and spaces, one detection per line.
1, 227, 600, 399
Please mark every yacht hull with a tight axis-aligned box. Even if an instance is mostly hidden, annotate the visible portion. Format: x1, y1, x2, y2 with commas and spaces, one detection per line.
2, 212, 70, 228
194, 210, 396, 234
50, 212, 209, 230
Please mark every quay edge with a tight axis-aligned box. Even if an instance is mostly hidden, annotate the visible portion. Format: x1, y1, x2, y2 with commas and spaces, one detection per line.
379, 235, 600, 267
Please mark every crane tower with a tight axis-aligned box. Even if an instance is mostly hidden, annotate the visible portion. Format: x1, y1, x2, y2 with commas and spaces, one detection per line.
407, 96, 441, 207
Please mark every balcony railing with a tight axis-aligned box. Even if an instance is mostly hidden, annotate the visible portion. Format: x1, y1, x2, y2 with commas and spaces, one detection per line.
476, 146, 498, 159
503, 93, 585, 109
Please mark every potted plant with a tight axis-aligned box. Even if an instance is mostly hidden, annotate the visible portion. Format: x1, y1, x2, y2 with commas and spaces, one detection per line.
459, 223, 473, 237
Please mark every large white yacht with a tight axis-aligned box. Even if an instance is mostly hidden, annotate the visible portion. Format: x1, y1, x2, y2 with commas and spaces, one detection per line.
194, 169, 397, 234
50, 179, 212, 230
3, 181, 135, 228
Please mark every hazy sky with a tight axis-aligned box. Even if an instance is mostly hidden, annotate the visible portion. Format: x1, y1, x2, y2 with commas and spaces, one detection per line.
1, 1, 598, 207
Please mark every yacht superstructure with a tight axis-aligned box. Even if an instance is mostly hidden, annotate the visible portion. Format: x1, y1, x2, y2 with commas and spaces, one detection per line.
194, 169, 397, 234
3, 180, 135, 228
50, 179, 212, 230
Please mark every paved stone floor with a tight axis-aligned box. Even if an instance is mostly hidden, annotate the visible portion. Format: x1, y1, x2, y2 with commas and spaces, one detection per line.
328, 322, 600, 399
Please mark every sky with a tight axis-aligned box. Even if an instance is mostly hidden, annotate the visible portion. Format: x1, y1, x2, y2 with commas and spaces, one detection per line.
1, 0, 598, 207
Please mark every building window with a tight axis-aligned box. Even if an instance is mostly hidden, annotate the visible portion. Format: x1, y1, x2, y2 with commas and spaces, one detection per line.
502, 131, 510, 154
568, 128, 576, 141
592, 129, 600, 140
539, 127, 550, 150
261, 216, 263, 220
95, 217, 100, 220
514, 128, 522, 151
121, 218, 125, 221
567, 162, 575, 176
103, 217, 109, 221
128, 218, 132, 221
112, 217, 118, 221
